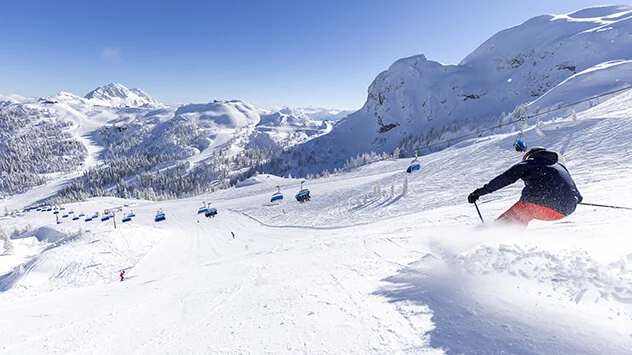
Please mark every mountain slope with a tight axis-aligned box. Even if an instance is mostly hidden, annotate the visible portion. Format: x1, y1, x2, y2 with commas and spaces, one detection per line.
284, 5, 632, 174
0, 87, 331, 201
293, 107, 353, 121
0, 104, 87, 196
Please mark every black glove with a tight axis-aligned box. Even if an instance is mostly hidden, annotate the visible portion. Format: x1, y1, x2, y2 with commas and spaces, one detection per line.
468, 188, 484, 204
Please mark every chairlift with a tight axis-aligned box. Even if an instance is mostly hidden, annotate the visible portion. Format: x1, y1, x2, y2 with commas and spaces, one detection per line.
197, 203, 209, 214
78, 212, 85, 217
513, 116, 528, 152
406, 163, 420, 173
271, 186, 283, 203
85, 217, 93, 222
406, 150, 421, 173
295, 181, 311, 203
155, 209, 166, 222
72, 216, 79, 221
122, 216, 132, 223
205, 208, 218, 218
101, 215, 110, 222
127, 211, 136, 218
513, 139, 527, 152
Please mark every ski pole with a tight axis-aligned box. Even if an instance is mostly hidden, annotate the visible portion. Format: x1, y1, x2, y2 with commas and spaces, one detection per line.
579, 202, 632, 211
474, 201, 485, 224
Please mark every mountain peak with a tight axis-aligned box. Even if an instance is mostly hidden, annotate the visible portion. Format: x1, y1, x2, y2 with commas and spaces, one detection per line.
279, 106, 354, 121
84, 83, 162, 108
84, 82, 126, 98
277, 107, 308, 118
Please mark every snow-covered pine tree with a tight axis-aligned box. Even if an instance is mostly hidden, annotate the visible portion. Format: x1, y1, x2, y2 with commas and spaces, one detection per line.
498, 112, 507, 127
1, 226, 14, 255
402, 177, 408, 196
393, 147, 400, 160
374, 184, 381, 198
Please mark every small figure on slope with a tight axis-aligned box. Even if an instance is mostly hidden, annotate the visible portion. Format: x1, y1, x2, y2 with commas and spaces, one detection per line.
468, 147, 582, 227
120, 270, 125, 282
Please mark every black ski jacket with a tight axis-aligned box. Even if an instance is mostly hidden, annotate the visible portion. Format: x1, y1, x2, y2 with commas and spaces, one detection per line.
476, 150, 582, 216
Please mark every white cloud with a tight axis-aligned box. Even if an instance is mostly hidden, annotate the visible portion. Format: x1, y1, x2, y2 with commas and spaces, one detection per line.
101, 47, 121, 61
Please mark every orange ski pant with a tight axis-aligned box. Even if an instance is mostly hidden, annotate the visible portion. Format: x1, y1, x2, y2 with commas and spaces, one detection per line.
496, 201, 565, 226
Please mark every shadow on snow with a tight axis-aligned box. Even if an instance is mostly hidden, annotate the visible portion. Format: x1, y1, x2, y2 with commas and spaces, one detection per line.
373, 264, 603, 355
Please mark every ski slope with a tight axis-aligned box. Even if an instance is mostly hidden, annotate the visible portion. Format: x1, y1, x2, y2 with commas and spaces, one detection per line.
1, 91, 632, 354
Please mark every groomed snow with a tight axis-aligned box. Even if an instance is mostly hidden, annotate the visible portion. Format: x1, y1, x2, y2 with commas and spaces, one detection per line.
1, 88, 631, 354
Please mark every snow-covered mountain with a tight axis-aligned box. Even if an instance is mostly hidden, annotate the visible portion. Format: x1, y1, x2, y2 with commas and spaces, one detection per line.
0, 87, 330, 200
293, 107, 353, 121
270, 106, 353, 122
0, 94, 29, 104
138, 100, 329, 159
259, 107, 315, 127
176, 100, 262, 129
284, 4, 632, 174
250, 107, 331, 150
84, 83, 163, 108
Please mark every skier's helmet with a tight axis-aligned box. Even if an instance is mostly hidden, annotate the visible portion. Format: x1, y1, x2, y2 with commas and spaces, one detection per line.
513, 139, 527, 152
522, 146, 546, 161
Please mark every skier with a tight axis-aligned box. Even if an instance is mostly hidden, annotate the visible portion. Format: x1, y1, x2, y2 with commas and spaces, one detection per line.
231, 232, 235, 239
120, 270, 125, 282
467, 147, 582, 226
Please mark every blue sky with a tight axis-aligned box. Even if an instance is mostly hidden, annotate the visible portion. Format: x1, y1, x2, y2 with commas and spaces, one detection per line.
0, 0, 613, 109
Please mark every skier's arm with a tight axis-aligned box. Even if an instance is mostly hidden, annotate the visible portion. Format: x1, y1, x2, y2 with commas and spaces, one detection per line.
478, 162, 530, 196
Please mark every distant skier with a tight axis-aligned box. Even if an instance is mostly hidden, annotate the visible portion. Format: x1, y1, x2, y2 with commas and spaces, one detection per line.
120, 270, 125, 282
467, 147, 582, 226
231, 232, 235, 239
